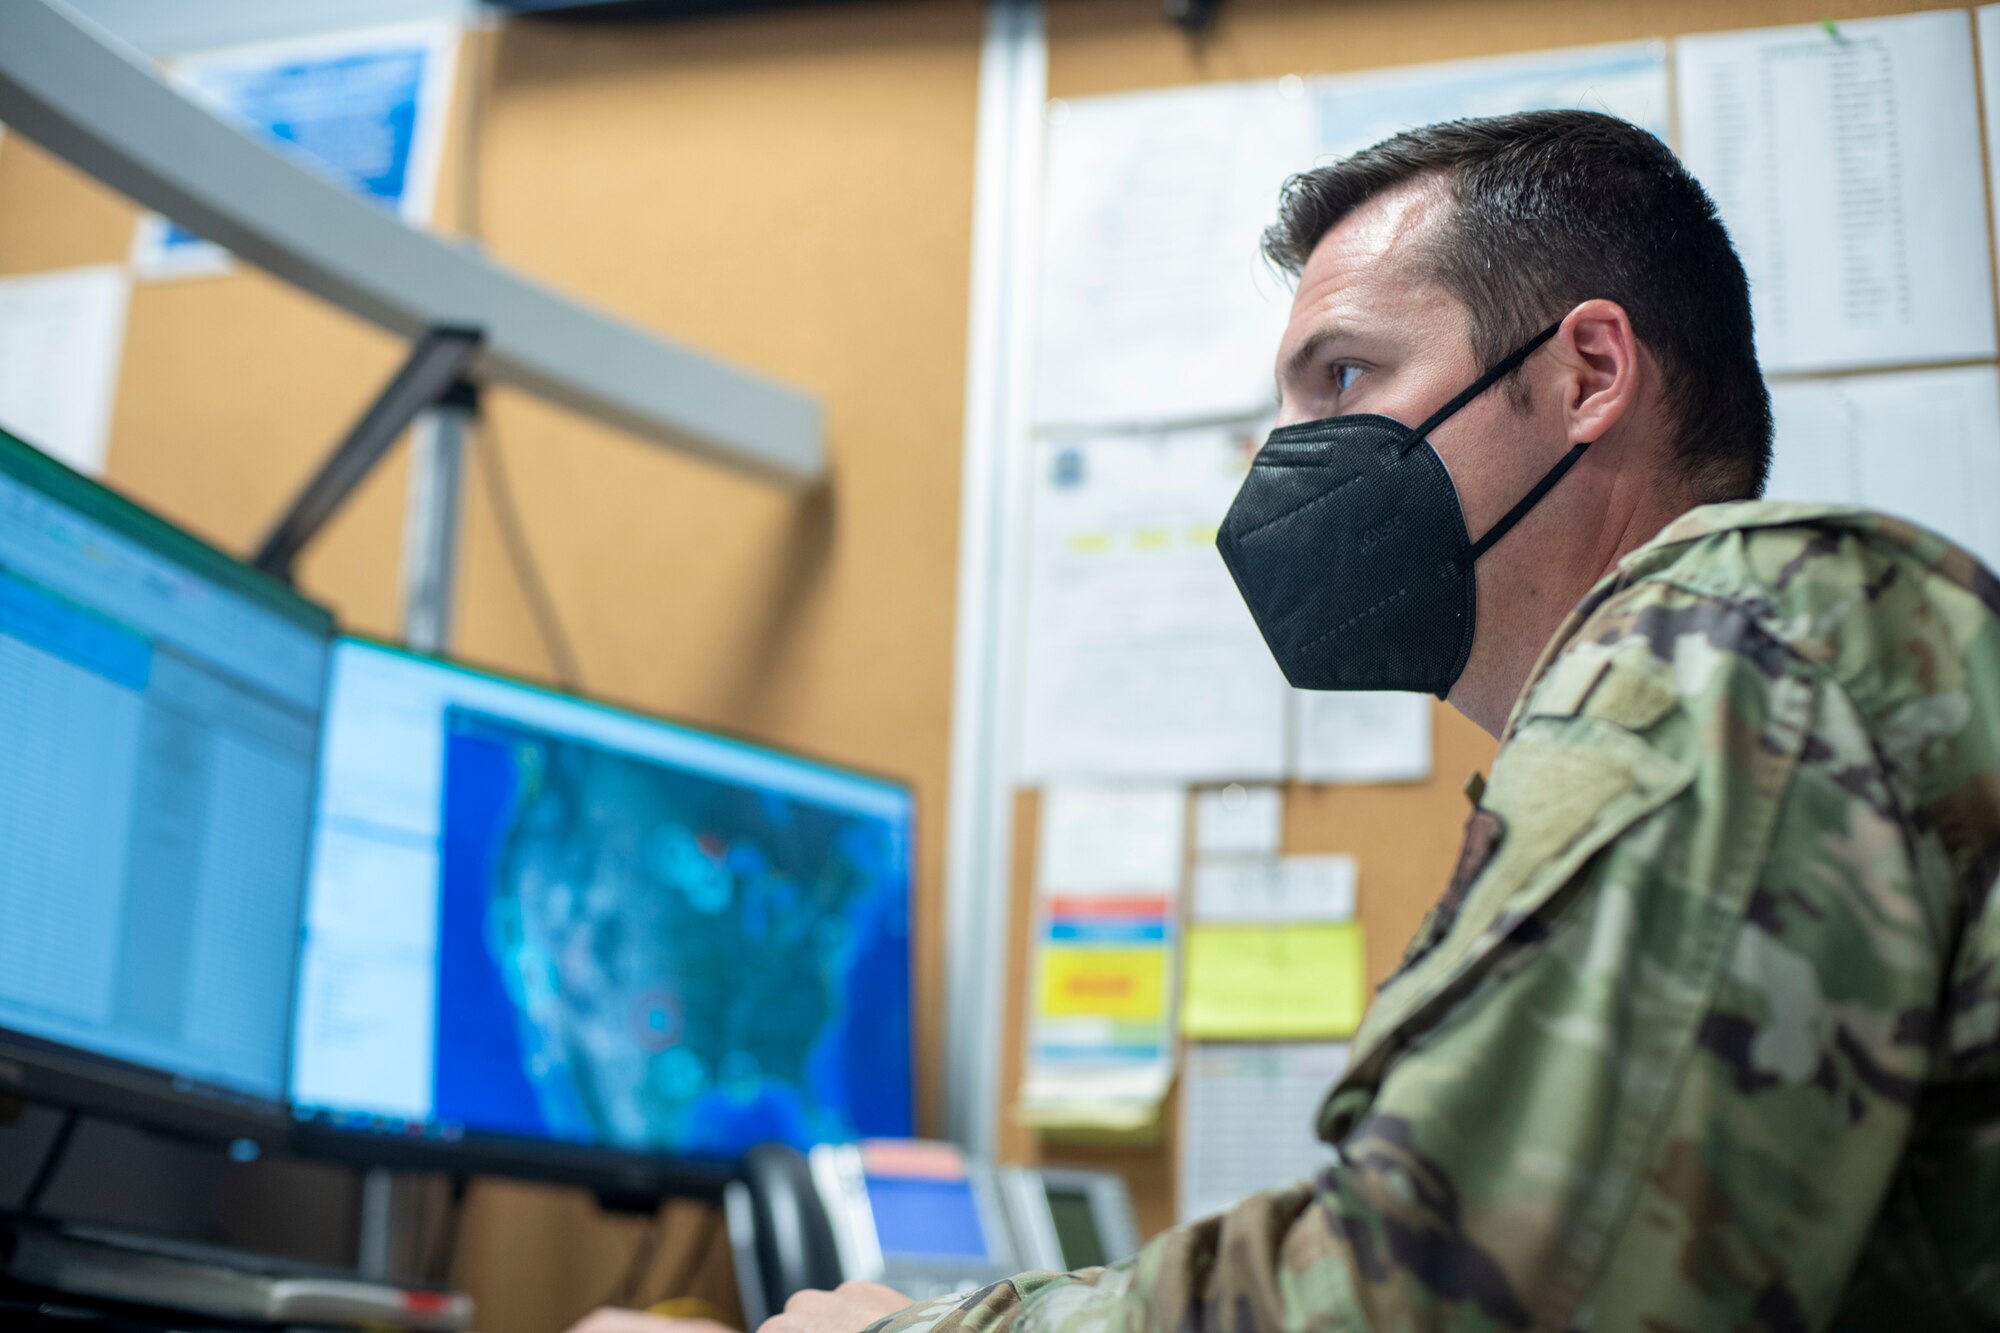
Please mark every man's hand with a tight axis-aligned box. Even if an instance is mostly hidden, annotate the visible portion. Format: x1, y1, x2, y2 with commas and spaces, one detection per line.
760, 1281, 916, 1333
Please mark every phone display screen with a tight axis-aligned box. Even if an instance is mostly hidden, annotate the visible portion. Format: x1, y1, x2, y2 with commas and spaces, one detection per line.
864, 1173, 990, 1263
1046, 1186, 1108, 1269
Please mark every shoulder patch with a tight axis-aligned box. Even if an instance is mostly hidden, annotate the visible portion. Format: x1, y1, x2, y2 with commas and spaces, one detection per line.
1580, 661, 1681, 732
1521, 652, 1610, 721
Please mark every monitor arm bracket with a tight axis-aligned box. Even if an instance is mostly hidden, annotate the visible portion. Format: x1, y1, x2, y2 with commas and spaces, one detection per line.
253, 325, 484, 582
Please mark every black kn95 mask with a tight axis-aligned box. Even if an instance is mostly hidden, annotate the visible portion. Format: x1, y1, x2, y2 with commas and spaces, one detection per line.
1217, 321, 1589, 698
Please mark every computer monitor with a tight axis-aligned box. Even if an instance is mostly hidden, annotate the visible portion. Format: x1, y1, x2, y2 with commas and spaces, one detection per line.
0, 431, 334, 1142
290, 638, 915, 1193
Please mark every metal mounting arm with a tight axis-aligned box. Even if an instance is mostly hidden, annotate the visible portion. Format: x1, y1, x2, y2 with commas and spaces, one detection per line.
254, 326, 484, 581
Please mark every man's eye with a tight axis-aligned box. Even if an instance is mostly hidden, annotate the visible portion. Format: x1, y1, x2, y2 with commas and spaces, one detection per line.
1331, 363, 1363, 393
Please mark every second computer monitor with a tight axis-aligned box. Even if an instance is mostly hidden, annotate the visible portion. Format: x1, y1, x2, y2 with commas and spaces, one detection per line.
291, 639, 915, 1189
0, 430, 332, 1143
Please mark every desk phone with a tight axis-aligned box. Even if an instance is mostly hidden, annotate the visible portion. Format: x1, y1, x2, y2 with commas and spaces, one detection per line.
725, 1140, 1140, 1326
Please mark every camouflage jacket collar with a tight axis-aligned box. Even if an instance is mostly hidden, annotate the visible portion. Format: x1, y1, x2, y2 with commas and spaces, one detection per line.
1505, 503, 1872, 742
1627, 500, 1881, 574
1623, 499, 1999, 607
1503, 500, 1999, 741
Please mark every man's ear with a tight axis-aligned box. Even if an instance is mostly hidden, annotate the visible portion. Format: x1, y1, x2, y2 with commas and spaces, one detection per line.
1553, 299, 1640, 447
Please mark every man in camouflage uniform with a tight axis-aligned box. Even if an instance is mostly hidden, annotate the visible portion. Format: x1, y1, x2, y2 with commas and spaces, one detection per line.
662, 111, 2000, 1333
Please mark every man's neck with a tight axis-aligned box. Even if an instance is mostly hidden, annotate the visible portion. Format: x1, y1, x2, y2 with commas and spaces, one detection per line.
1450, 494, 1691, 738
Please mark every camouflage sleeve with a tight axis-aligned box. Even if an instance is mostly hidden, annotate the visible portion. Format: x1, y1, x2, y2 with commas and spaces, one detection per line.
867, 545, 1980, 1333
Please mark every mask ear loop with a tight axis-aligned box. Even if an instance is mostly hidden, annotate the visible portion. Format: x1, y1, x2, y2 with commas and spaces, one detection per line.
1396, 320, 1563, 455
1462, 438, 1592, 565
1384, 317, 1582, 570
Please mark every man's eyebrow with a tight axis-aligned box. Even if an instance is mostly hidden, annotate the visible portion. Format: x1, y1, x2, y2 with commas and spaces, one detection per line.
1278, 325, 1351, 396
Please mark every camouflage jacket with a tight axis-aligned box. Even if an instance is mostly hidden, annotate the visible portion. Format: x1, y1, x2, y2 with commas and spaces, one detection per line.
873, 503, 2000, 1332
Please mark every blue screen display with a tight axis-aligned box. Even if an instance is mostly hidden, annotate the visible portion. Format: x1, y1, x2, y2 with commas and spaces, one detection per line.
865, 1175, 991, 1262
295, 640, 914, 1168
432, 708, 914, 1160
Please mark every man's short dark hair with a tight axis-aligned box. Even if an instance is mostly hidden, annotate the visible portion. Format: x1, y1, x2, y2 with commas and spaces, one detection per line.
1264, 109, 1772, 502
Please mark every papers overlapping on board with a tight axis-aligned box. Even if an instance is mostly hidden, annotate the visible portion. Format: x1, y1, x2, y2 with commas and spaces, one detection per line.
1021, 785, 1186, 1133
1034, 40, 1671, 432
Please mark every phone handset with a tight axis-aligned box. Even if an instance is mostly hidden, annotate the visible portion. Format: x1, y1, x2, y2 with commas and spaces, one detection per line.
725, 1142, 845, 1327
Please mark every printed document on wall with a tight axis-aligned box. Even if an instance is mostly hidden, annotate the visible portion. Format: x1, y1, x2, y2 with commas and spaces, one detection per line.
1022, 785, 1184, 1132
0, 266, 131, 476
1038, 784, 1188, 895
1035, 79, 1312, 427
1293, 690, 1432, 784
1018, 427, 1289, 782
1179, 1043, 1346, 1223
1764, 366, 2000, 574
1192, 855, 1356, 926
1315, 40, 1669, 159
134, 22, 459, 278
1193, 785, 1283, 859
1677, 13, 1995, 374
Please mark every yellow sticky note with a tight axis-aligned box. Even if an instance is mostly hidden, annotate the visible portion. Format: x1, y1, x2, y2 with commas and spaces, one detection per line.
1040, 947, 1168, 1022
1181, 922, 1366, 1039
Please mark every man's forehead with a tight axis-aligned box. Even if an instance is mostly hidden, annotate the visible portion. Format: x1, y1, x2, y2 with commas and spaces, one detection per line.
1288, 177, 1450, 324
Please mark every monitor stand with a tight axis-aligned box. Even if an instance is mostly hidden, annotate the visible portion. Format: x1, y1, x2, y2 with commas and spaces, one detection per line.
1, 1216, 474, 1331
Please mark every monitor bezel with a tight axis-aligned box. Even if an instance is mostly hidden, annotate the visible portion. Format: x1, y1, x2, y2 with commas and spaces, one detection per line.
288, 635, 921, 1195
289, 1111, 735, 1199
0, 429, 334, 1149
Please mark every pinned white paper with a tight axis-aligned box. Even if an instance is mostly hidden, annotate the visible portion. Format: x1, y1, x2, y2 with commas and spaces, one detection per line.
1035, 80, 1311, 427
1037, 785, 1187, 896
1292, 691, 1432, 784
1026, 785, 1185, 1133
1020, 1065, 1174, 1133
1314, 40, 1669, 159
1765, 366, 2000, 574
1194, 784, 1283, 859
1677, 12, 1996, 373
1192, 855, 1357, 925
0, 266, 131, 475
1179, 1042, 1348, 1222
1019, 427, 1290, 783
